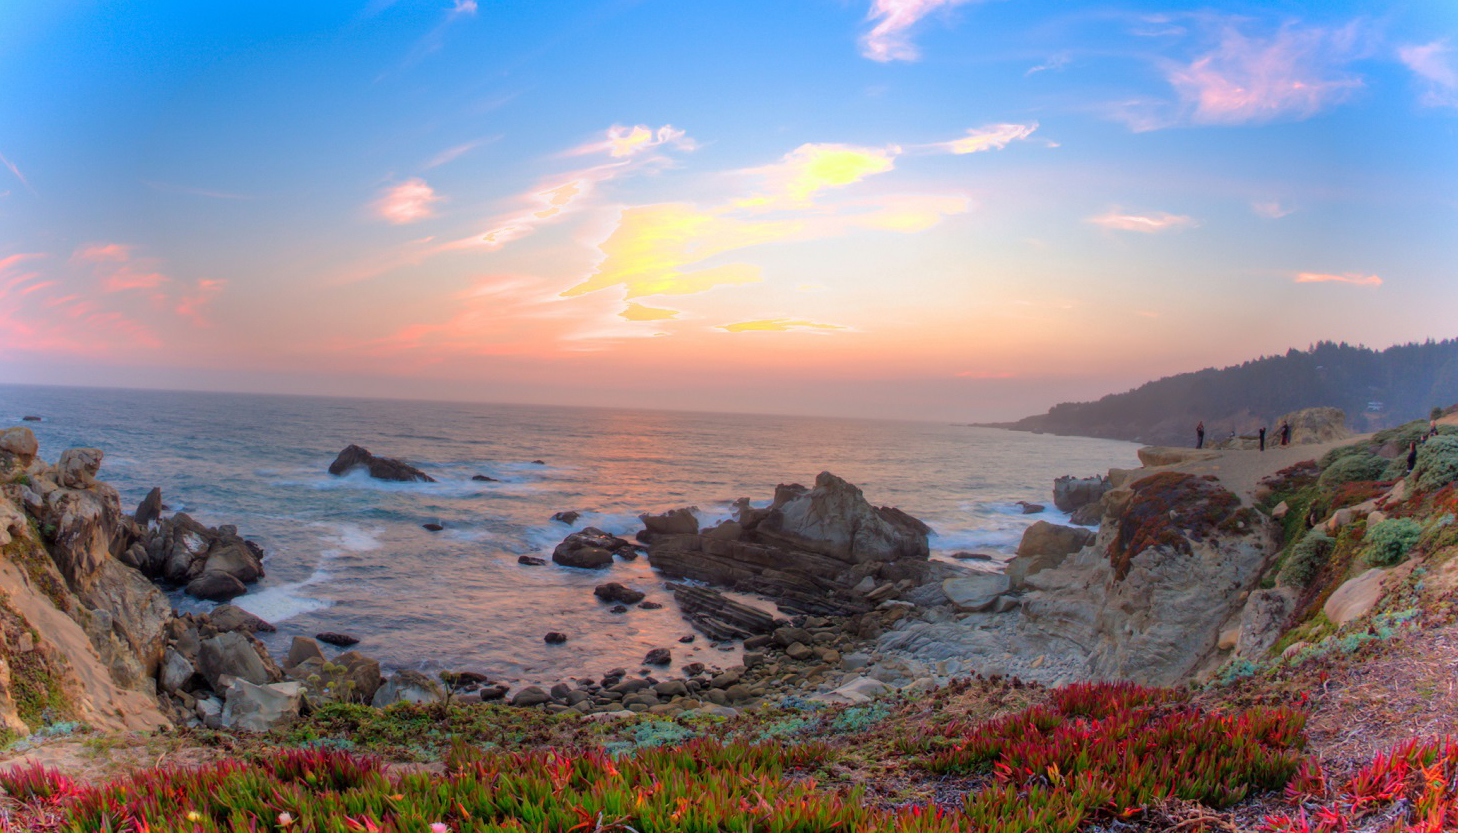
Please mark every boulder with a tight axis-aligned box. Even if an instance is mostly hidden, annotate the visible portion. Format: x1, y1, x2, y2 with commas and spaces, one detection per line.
594, 582, 645, 604
220, 679, 303, 732
82, 559, 173, 676
518, 555, 547, 566
209, 604, 275, 634
643, 647, 671, 666
942, 573, 1011, 612
1052, 475, 1111, 513
511, 686, 551, 707
757, 472, 929, 563
186, 571, 247, 601
327, 444, 435, 483
544, 631, 567, 644
372, 670, 442, 707
1235, 588, 1297, 660
1016, 501, 1045, 514
201, 540, 263, 584
1006, 522, 1095, 591
285, 636, 326, 669
160, 648, 198, 694
316, 632, 359, 647
134, 487, 163, 527
0, 426, 39, 467
640, 507, 699, 536
325, 650, 383, 704
552, 527, 635, 569
1274, 407, 1349, 446
471, 474, 498, 482
1324, 567, 1403, 627
1069, 502, 1102, 526
813, 676, 890, 705
57, 447, 104, 489
198, 632, 276, 689
551, 511, 581, 525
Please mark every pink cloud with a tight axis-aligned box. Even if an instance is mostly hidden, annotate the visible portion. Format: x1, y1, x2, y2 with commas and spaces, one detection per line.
1251, 200, 1294, 219
374, 178, 441, 224
1166, 22, 1364, 125
1294, 271, 1382, 287
0, 150, 34, 195
175, 279, 227, 325
1087, 210, 1198, 232
934, 123, 1038, 154
861, 0, 978, 62
72, 242, 170, 292
73, 243, 132, 262
1399, 40, 1458, 107
566, 125, 695, 159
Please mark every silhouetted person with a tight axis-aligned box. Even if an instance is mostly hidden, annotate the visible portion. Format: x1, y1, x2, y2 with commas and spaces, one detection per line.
1279, 422, 1290, 446
1408, 441, 1418, 473
1258, 426, 1266, 451
1196, 421, 1205, 449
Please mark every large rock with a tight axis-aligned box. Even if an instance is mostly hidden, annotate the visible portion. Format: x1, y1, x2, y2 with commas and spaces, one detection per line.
1018, 472, 1275, 685
185, 571, 247, 601
327, 444, 435, 482
757, 472, 929, 563
372, 670, 442, 707
0, 427, 38, 467
197, 632, 278, 690
134, 487, 163, 527
1324, 567, 1400, 626
1005, 522, 1095, 591
81, 559, 173, 677
144, 514, 266, 598
640, 507, 699, 536
220, 679, 302, 732
1274, 407, 1349, 446
552, 527, 635, 568
942, 573, 1010, 612
209, 604, 274, 634
1234, 587, 1297, 660
1052, 475, 1111, 513
57, 448, 105, 489
647, 472, 929, 616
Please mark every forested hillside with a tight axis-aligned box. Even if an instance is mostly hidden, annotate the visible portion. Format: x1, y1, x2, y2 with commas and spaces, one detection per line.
1002, 339, 1458, 445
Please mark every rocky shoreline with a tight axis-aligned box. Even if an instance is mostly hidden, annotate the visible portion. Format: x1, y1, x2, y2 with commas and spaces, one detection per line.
2, 422, 1339, 738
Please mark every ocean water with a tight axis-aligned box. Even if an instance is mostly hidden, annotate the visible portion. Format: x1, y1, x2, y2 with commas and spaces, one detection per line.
2, 384, 1140, 686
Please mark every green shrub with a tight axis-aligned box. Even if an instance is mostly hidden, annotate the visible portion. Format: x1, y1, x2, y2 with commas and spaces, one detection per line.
1365, 518, 1422, 566
1318, 452, 1387, 488
1280, 529, 1334, 588
1413, 435, 1458, 493
1318, 443, 1368, 470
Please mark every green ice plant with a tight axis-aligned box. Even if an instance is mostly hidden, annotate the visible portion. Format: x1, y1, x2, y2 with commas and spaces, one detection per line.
1365, 517, 1422, 567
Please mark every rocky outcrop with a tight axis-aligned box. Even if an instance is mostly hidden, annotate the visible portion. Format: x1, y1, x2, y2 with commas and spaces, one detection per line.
647, 472, 929, 620
671, 584, 778, 641
129, 513, 266, 601
327, 444, 435, 483
552, 527, 637, 568
1052, 475, 1111, 513
1016, 471, 1274, 685
1274, 407, 1349, 445
640, 507, 699, 536
1136, 447, 1222, 467
1005, 522, 1096, 591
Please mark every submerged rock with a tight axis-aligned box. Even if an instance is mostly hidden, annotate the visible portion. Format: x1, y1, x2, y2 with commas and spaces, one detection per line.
552, 527, 636, 569
316, 632, 360, 647
327, 444, 435, 483
594, 582, 645, 604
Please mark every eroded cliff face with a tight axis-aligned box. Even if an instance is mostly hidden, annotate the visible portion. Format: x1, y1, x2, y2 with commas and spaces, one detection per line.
1017, 472, 1277, 686
0, 429, 171, 736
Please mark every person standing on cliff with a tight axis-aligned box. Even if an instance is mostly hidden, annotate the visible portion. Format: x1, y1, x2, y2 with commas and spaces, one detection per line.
1196, 421, 1205, 449
1280, 422, 1291, 446
1408, 441, 1419, 473
1259, 426, 1267, 451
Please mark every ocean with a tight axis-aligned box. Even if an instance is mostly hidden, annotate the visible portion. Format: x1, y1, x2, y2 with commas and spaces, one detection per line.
2, 384, 1140, 686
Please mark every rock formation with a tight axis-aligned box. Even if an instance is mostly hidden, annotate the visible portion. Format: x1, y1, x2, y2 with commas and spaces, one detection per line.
1273, 407, 1349, 445
1052, 475, 1111, 513
646, 472, 930, 620
327, 444, 435, 483
552, 527, 637, 568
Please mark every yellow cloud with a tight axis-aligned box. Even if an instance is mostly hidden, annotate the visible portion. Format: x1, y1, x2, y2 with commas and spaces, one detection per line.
719, 318, 846, 333
621, 302, 679, 321
748, 143, 898, 205
562, 204, 786, 299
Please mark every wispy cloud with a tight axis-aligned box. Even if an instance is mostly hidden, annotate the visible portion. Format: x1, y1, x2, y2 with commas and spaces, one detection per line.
1165, 21, 1365, 126
374, 178, 441, 224
1294, 271, 1381, 286
1251, 200, 1294, 219
0, 150, 35, 195
719, 318, 846, 333
1087, 210, 1198, 232
1399, 40, 1458, 107
1026, 53, 1070, 75
174, 279, 227, 324
424, 137, 493, 169
860, 0, 978, 62
933, 123, 1037, 154
566, 125, 695, 159
72, 243, 167, 291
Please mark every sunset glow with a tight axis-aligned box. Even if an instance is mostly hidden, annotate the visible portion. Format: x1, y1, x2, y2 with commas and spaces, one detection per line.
1, 1, 1454, 420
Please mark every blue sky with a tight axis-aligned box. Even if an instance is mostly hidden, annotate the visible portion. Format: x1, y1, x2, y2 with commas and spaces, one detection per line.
2, 0, 1456, 420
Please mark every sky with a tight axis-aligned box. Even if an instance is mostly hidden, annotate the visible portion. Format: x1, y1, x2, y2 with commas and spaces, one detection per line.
1, 0, 1456, 422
